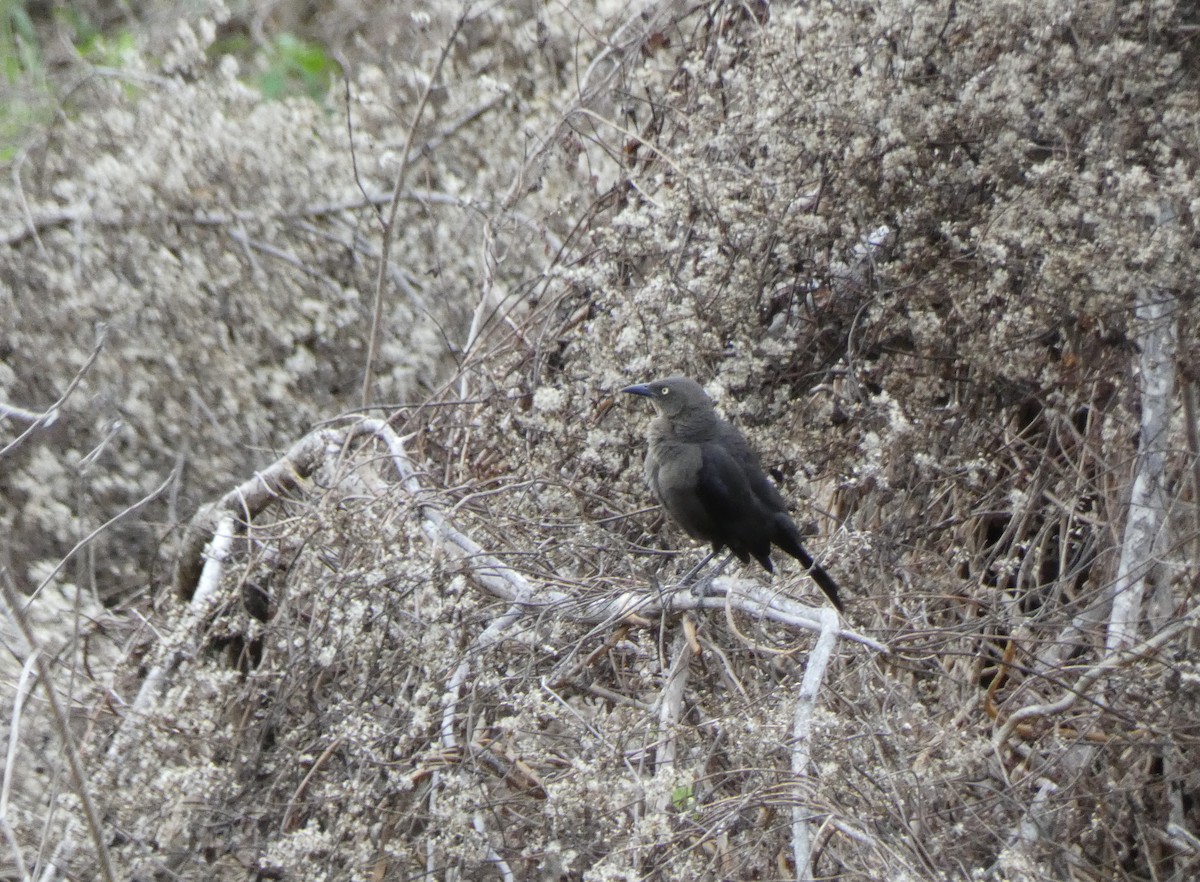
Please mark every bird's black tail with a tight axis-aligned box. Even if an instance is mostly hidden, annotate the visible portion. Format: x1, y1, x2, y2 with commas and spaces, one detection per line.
776, 523, 845, 612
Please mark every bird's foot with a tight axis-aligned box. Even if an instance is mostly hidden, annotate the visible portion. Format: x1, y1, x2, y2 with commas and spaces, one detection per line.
683, 551, 733, 597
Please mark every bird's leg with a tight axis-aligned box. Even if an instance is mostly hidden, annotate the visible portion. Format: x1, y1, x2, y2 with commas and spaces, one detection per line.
687, 551, 736, 597
673, 550, 715, 591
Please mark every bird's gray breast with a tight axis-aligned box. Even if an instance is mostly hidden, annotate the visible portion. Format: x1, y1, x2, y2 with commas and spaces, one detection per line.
644, 424, 708, 540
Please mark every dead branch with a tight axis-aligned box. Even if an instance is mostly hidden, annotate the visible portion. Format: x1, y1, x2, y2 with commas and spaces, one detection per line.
992, 613, 1196, 754
0, 652, 38, 880
174, 419, 891, 650
173, 429, 345, 600
790, 608, 841, 882
1107, 287, 1178, 652
651, 626, 694, 810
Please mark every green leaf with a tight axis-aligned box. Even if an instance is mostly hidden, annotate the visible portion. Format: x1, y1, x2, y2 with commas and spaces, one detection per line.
670, 784, 694, 811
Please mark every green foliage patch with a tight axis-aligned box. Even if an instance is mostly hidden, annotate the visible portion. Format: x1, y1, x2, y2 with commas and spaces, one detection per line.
246, 32, 338, 102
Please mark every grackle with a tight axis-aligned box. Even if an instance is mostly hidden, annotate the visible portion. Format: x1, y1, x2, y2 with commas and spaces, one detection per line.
621, 376, 844, 611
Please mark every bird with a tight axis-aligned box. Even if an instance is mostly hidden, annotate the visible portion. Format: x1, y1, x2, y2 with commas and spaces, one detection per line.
621, 376, 844, 611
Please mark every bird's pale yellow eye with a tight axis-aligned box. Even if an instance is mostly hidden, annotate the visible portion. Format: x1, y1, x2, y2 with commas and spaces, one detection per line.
660, 387, 670, 396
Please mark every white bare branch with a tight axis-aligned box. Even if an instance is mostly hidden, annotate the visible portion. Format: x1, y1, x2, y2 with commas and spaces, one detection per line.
1107, 287, 1178, 653
790, 607, 841, 881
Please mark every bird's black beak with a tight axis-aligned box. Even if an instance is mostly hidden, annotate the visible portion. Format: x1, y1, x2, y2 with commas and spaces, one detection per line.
620, 383, 653, 397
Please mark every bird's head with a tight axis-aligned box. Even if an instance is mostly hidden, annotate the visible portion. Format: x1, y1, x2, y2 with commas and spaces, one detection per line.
620, 376, 712, 420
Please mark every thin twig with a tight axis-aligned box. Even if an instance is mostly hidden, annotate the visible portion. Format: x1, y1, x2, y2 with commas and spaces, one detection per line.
282, 737, 345, 833
474, 812, 515, 882
0, 326, 107, 460
0, 576, 115, 882
29, 468, 175, 606
361, 6, 474, 407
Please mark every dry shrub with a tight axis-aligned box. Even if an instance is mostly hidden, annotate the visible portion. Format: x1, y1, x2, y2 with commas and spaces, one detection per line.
8, 2, 1200, 881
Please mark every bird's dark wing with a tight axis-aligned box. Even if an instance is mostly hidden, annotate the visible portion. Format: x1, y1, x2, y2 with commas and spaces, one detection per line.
716, 422, 846, 610
693, 441, 774, 567
715, 422, 790, 513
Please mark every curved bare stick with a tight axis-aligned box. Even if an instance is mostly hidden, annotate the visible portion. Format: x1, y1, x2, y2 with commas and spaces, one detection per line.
992, 614, 1195, 754
120, 513, 239, 758
173, 419, 890, 653
173, 429, 346, 599
439, 599, 528, 752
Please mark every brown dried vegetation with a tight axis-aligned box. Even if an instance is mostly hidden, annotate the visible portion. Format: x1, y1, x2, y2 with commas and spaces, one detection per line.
4, 1, 1200, 881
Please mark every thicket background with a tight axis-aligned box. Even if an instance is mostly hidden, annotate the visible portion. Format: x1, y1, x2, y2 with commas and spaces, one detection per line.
2, 1, 1199, 880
